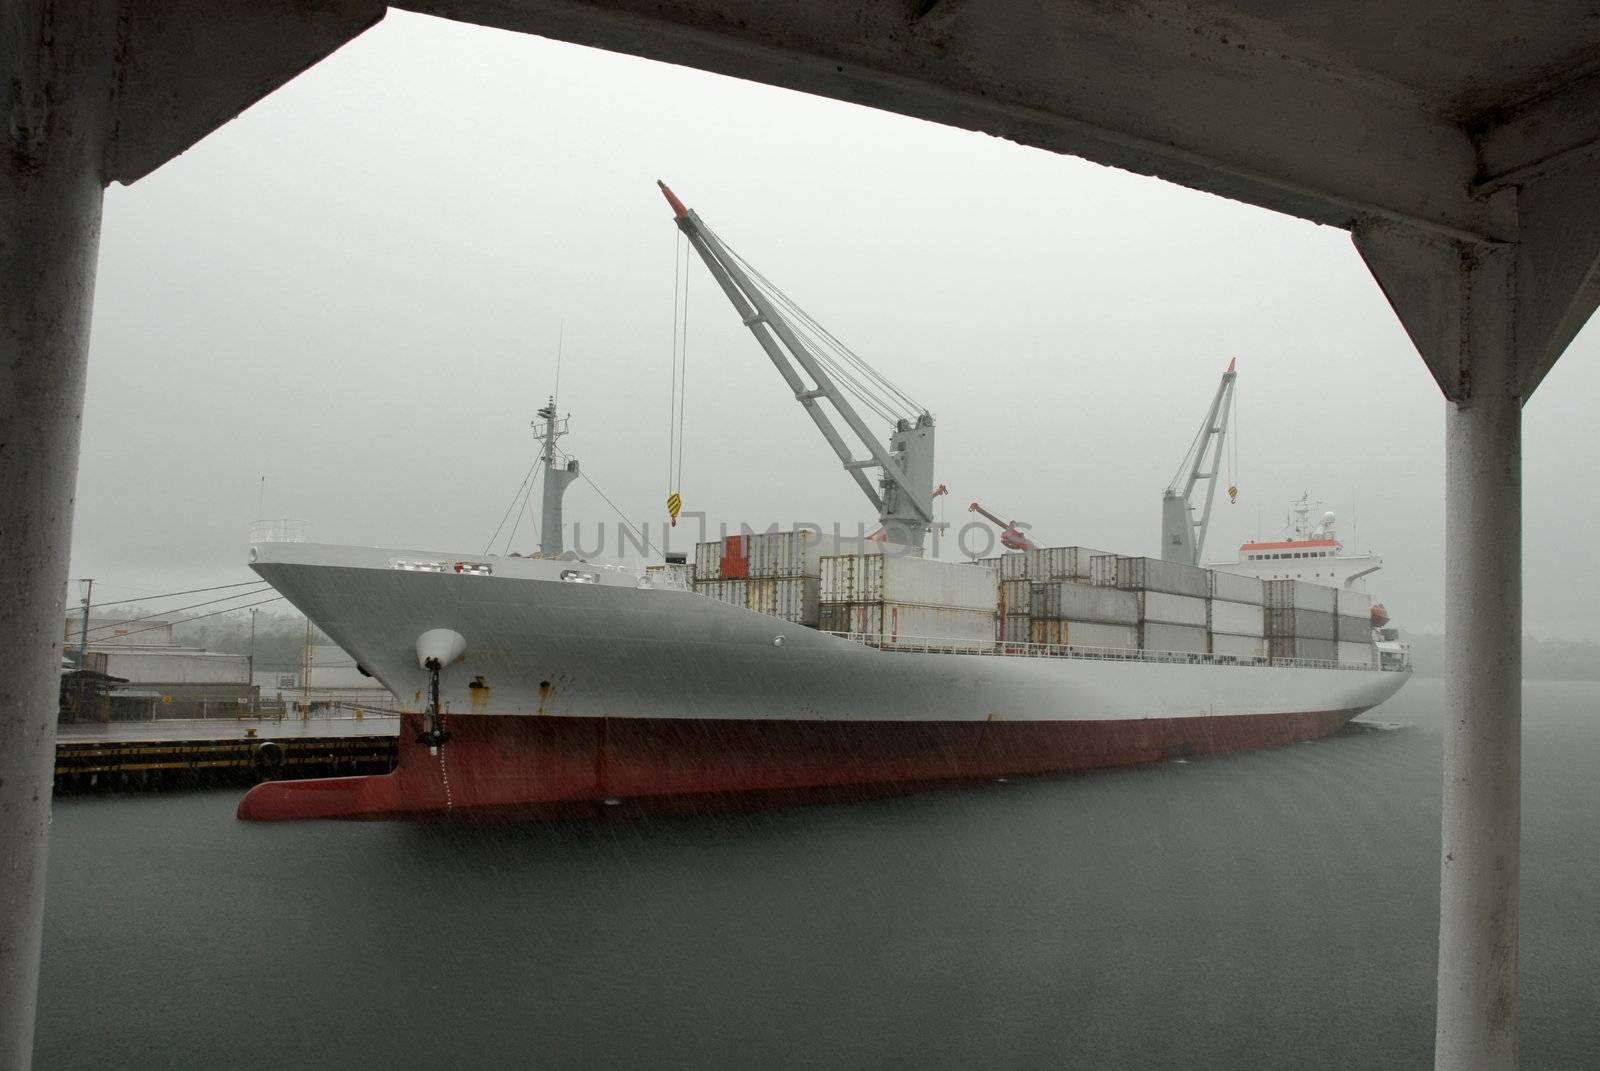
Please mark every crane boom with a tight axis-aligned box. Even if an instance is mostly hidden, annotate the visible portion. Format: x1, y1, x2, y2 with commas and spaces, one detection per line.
968, 501, 1039, 551
658, 181, 937, 549
1161, 359, 1237, 566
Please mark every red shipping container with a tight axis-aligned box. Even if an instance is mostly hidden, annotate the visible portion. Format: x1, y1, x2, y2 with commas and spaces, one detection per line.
720, 535, 749, 579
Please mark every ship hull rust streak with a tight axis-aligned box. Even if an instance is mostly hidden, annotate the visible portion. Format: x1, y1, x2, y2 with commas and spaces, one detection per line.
237, 707, 1361, 821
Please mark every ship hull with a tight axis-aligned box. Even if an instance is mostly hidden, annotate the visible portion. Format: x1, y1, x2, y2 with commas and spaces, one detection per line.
236, 542, 1408, 821
237, 706, 1364, 821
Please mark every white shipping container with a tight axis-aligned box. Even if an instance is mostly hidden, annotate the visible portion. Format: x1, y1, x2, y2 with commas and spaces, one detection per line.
1207, 599, 1266, 637
1336, 614, 1372, 642
857, 550, 992, 608
744, 576, 821, 624
1029, 619, 1140, 649
1270, 636, 1338, 662
1266, 608, 1337, 640
1064, 621, 1139, 650
1090, 554, 1119, 587
1140, 622, 1209, 655
1337, 640, 1376, 667
1264, 578, 1338, 613
1025, 546, 1110, 581
1002, 614, 1032, 643
1137, 591, 1208, 627
1116, 556, 1210, 598
1208, 569, 1265, 605
852, 602, 997, 648
1030, 582, 1140, 625
694, 542, 721, 581
1210, 633, 1268, 660
999, 553, 1029, 580
1336, 588, 1374, 617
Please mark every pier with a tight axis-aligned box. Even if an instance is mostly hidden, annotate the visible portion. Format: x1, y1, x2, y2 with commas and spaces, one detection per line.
52, 717, 397, 795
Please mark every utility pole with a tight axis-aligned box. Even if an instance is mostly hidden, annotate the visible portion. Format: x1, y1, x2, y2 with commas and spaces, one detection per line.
76, 579, 93, 670
301, 617, 311, 718
247, 608, 258, 686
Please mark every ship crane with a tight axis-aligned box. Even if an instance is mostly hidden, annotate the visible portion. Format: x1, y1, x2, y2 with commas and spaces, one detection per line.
1161, 359, 1238, 567
658, 181, 938, 550
968, 501, 1039, 551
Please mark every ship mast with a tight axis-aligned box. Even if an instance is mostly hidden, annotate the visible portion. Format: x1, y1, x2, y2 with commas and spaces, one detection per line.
657, 181, 937, 550
1161, 359, 1238, 566
532, 398, 579, 558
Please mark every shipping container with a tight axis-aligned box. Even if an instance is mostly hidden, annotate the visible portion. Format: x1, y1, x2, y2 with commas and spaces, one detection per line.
1000, 579, 1032, 616
1025, 546, 1110, 581
1207, 599, 1266, 637
1336, 640, 1375, 666
1089, 554, 1120, 587
745, 576, 821, 625
1269, 636, 1339, 662
1266, 607, 1337, 640
1066, 621, 1139, 650
1336, 588, 1374, 618
1336, 614, 1373, 642
1209, 633, 1268, 660
999, 553, 1029, 580
694, 541, 721, 581
1115, 556, 1210, 598
975, 556, 1005, 572
1030, 581, 1140, 625
1140, 622, 1209, 655
1002, 614, 1032, 643
744, 529, 889, 578
720, 534, 749, 579
849, 602, 996, 648
1137, 591, 1208, 627
1264, 578, 1337, 613
1208, 569, 1265, 605
821, 554, 999, 611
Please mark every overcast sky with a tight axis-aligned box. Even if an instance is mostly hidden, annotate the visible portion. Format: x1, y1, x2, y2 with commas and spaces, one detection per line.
68, 9, 1598, 639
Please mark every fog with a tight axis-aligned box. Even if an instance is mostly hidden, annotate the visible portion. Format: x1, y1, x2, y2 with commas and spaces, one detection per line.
68, 10, 1598, 639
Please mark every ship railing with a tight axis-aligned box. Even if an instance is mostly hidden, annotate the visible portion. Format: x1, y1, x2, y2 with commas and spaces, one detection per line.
821, 632, 1405, 672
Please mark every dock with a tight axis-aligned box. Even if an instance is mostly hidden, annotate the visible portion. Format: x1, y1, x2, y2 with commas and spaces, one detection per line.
53, 717, 398, 794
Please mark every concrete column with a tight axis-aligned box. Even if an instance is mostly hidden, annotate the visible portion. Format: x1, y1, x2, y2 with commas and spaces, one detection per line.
1436, 250, 1522, 1071
2, 11, 112, 1066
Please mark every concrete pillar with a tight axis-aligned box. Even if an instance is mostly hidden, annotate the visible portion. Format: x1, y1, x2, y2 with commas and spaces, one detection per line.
1356, 227, 1524, 1071
1356, 176, 1600, 1065
0, 101, 108, 1071
1436, 251, 1522, 1070
2, 7, 118, 1064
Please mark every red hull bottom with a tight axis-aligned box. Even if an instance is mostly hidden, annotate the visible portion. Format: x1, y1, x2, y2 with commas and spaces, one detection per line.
236, 709, 1364, 822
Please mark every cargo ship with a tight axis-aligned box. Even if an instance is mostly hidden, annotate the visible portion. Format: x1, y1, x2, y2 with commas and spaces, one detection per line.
236, 184, 1410, 822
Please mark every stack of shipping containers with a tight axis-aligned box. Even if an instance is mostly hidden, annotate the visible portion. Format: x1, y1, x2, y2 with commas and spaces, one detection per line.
688, 532, 1375, 667
819, 552, 998, 646
1105, 556, 1212, 655
1264, 579, 1339, 662
691, 532, 822, 626
1334, 588, 1377, 666
1207, 571, 1267, 659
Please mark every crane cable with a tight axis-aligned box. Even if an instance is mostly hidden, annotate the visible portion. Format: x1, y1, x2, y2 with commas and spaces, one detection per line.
665, 230, 689, 527
1227, 372, 1240, 504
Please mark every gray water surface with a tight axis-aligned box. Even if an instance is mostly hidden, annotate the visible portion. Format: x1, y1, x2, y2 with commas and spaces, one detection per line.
34, 678, 1600, 1069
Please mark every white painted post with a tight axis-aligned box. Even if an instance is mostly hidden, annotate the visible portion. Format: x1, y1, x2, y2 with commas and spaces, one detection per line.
1435, 251, 1522, 1071
1, 12, 112, 1066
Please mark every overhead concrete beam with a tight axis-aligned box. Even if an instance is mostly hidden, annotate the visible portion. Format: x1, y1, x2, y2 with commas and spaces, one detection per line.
401, 0, 1513, 242
105, 0, 386, 184
1475, 69, 1600, 192
1357, 157, 1600, 405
